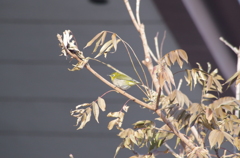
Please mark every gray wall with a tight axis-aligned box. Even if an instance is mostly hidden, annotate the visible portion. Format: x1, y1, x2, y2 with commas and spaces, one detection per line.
0, 1, 192, 157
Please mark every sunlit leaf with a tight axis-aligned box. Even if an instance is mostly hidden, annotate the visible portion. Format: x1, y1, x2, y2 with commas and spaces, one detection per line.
207, 62, 211, 73
95, 40, 112, 58
98, 97, 106, 111
206, 76, 213, 92
108, 119, 118, 130
123, 104, 129, 112
85, 107, 92, 124
223, 131, 234, 145
210, 97, 236, 110
234, 137, 240, 150
169, 50, 177, 65
77, 113, 87, 130
224, 71, 240, 89
114, 142, 123, 158
93, 37, 102, 53
111, 33, 117, 51
75, 115, 83, 126
107, 111, 120, 118
129, 134, 137, 145
99, 31, 107, 45
209, 130, 224, 148
84, 31, 104, 49
76, 103, 91, 109
203, 93, 217, 99
92, 101, 99, 123
178, 49, 188, 63
175, 137, 181, 149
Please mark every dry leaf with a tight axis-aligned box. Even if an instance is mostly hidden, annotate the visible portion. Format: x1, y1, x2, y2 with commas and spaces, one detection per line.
84, 31, 104, 49
107, 112, 120, 117
92, 101, 99, 123
123, 104, 129, 112
98, 97, 106, 111
108, 119, 118, 130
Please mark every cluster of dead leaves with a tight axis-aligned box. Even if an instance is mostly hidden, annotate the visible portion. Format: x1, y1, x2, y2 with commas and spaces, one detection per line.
70, 97, 106, 129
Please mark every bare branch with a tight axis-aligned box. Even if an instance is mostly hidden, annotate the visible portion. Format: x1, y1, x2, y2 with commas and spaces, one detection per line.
219, 37, 240, 54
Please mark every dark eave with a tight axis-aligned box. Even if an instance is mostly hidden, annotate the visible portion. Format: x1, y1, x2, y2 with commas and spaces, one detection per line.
152, 0, 240, 95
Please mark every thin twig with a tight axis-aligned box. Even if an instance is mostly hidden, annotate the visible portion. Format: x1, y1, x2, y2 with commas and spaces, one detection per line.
124, 0, 140, 31
124, 0, 159, 92
154, 32, 160, 61
136, 0, 141, 25
164, 143, 182, 158
160, 31, 166, 59
219, 37, 240, 54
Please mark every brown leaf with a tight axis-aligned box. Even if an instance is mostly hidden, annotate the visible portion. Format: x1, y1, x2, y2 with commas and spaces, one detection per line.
210, 97, 236, 110
206, 76, 213, 92
111, 33, 117, 51
99, 31, 107, 45
164, 55, 171, 66
224, 71, 240, 88
95, 39, 112, 58
84, 31, 104, 49
169, 50, 177, 65
176, 54, 183, 68
178, 49, 188, 63
206, 107, 213, 123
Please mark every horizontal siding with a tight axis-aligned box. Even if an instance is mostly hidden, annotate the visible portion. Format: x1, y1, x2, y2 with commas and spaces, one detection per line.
0, 0, 197, 158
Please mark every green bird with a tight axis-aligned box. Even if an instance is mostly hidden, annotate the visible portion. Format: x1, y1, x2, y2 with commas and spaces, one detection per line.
109, 72, 140, 90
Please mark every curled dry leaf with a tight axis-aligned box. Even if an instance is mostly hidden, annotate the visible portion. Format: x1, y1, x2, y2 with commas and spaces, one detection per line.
77, 113, 87, 130
107, 111, 121, 117
111, 33, 117, 51
123, 104, 129, 112
205, 107, 213, 124
84, 31, 105, 49
224, 71, 240, 89
76, 103, 91, 109
108, 118, 118, 130
57, 30, 81, 59
95, 39, 113, 58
